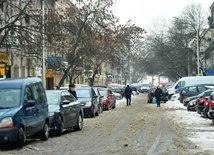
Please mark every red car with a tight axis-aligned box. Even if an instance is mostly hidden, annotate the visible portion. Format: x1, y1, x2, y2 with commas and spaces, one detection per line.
98, 88, 116, 110
195, 90, 214, 116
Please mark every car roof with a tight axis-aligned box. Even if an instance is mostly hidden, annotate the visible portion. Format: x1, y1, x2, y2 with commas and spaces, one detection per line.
46, 90, 67, 93
0, 77, 42, 89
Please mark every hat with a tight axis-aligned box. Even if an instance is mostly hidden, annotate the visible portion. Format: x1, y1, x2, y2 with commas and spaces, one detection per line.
69, 84, 75, 87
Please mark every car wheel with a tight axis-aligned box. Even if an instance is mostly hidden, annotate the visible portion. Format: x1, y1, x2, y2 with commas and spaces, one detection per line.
16, 127, 26, 148
74, 113, 83, 131
55, 117, 64, 136
40, 121, 49, 141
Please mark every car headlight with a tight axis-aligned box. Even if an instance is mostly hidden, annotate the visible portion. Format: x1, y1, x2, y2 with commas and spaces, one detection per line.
185, 98, 190, 102
85, 102, 92, 107
0, 117, 13, 128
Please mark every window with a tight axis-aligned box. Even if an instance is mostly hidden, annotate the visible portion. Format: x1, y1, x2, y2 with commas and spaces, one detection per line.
188, 86, 197, 93
198, 86, 207, 93
24, 85, 33, 101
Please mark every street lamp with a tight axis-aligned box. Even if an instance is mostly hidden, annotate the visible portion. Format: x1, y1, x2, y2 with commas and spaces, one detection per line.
42, 0, 46, 86
196, 26, 200, 76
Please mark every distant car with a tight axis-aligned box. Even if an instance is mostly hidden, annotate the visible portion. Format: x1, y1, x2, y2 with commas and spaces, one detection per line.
75, 87, 100, 118
208, 91, 214, 123
59, 84, 89, 90
186, 99, 197, 111
46, 90, 83, 136
92, 87, 104, 113
147, 87, 169, 103
139, 82, 153, 93
195, 90, 214, 115
179, 84, 214, 103
98, 87, 116, 110
110, 88, 125, 98
113, 92, 123, 100
183, 95, 200, 107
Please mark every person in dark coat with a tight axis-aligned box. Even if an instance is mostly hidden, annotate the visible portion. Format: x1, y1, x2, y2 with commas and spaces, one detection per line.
125, 85, 133, 106
155, 85, 163, 107
68, 83, 77, 99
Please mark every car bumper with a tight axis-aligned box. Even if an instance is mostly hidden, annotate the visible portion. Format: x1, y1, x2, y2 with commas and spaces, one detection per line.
208, 110, 214, 119
160, 96, 169, 102
83, 107, 93, 116
0, 127, 18, 142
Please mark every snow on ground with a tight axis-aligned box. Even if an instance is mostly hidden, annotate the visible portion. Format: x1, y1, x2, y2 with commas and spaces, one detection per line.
116, 96, 214, 151
163, 99, 214, 151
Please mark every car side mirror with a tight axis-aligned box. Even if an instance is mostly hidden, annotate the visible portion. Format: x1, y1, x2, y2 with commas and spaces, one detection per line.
25, 100, 36, 107
62, 99, 70, 105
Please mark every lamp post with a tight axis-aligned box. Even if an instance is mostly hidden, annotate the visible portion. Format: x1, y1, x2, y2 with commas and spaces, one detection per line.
42, 0, 46, 86
196, 26, 200, 76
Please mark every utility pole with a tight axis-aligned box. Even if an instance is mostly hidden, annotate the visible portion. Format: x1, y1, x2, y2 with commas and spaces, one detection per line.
42, 0, 46, 86
196, 26, 200, 76
19, 0, 23, 77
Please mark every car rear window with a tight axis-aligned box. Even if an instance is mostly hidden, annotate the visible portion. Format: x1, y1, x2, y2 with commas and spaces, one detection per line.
75, 89, 91, 98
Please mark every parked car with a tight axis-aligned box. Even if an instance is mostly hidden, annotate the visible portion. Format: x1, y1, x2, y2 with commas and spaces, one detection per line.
113, 92, 123, 100
147, 86, 169, 103
59, 84, 89, 90
75, 87, 100, 118
110, 88, 125, 98
195, 89, 214, 115
208, 91, 214, 123
46, 90, 83, 136
98, 87, 116, 110
179, 84, 214, 103
0, 78, 49, 148
168, 76, 214, 99
186, 98, 197, 111
92, 87, 104, 113
139, 82, 153, 93
183, 95, 200, 107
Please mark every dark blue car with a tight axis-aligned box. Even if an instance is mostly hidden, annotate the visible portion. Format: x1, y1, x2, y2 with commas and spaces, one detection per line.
0, 78, 49, 148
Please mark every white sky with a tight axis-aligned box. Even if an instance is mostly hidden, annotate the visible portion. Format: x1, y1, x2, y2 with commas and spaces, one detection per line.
113, 0, 214, 30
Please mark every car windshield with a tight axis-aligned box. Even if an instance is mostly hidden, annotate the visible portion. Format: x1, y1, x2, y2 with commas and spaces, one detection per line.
99, 90, 108, 96
46, 92, 59, 105
0, 89, 21, 108
75, 89, 91, 98
141, 84, 150, 87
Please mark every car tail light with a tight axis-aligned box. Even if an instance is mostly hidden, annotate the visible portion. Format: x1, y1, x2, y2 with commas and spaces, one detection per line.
199, 98, 205, 105
210, 101, 214, 109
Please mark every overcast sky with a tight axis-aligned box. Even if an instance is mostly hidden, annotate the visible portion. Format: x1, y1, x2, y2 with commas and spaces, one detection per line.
113, 0, 214, 29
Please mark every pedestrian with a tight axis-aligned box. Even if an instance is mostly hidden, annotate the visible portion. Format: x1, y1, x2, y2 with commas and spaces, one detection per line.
154, 85, 163, 107
125, 85, 133, 106
68, 83, 77, 99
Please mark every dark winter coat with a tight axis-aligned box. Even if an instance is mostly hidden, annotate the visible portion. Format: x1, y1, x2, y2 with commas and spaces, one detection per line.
155, 87, 163, 98
68, 90, 77, 99
125, 86, 132, 97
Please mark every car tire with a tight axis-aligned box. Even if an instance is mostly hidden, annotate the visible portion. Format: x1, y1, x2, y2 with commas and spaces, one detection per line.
74, 113, 83, 131
40, 121, 49, 141
55, 117, 64, 136
17, 127, 26, 148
